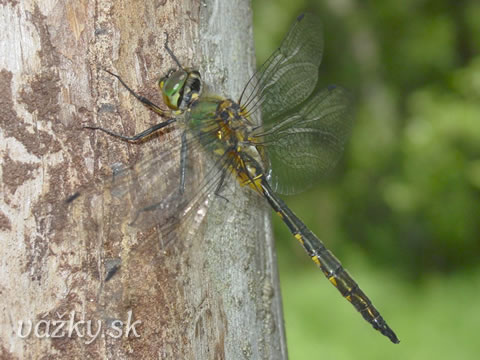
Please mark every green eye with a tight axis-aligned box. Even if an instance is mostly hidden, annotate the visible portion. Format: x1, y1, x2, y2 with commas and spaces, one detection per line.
163, 71, 187, 96
160, 70, 187, 110
159, 70, 202, 111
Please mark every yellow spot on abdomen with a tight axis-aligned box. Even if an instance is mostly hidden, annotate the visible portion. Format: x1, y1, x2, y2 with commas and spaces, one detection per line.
329, 276, 337, 287
294, 233, 304, 244
311, 255, 321, 267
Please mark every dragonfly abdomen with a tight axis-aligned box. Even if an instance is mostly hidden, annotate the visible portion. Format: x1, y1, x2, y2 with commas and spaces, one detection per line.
260, 180, 400, 344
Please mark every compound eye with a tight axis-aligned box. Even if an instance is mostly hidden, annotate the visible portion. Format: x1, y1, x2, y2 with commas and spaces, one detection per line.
178, 71, 202, 110
159, 70, 187, 109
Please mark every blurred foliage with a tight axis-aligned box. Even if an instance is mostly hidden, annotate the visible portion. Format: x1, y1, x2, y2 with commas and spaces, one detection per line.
253, 0, 480, 277
252, 0, 480, 358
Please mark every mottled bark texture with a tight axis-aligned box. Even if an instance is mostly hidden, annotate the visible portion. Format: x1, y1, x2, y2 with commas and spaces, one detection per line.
0, 0, 287, 359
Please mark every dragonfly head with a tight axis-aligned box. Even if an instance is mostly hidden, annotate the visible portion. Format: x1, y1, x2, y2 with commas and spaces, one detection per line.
159, 70, 202, 111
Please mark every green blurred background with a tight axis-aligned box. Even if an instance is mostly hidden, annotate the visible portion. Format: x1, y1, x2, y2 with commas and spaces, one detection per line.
252, 0, 480, 358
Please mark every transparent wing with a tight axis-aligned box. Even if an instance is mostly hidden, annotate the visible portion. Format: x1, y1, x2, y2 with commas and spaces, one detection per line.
240, 13, 323, 125
64, 118, 229, 241
251, 85, 353, 195
59, 122, 241, 324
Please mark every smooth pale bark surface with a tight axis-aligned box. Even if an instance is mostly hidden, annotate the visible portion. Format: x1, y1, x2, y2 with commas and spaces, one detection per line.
0, 0, 287, 358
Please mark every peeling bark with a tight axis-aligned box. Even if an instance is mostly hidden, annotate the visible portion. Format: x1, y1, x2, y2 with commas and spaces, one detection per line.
0, 0, 287, 358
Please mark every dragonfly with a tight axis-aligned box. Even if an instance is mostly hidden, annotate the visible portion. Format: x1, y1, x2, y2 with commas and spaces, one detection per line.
71, 13, 399, 344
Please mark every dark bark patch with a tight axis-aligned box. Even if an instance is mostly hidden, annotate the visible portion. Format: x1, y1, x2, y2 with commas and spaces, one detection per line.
0, 210, 11, 231
2, 152, 40, 195
0, 0, 19, 7
0, 69, 61, 158
31, 4, 60, 68
18, 69, 61, 125
0, 343, 17, 360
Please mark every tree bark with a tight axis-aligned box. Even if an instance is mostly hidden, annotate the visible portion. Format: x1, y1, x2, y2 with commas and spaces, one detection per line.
0, 1, 287, 359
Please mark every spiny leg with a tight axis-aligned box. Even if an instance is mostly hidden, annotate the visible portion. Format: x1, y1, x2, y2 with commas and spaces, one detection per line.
103, 69, 168, 116
179, 131, 188, 194
163, 32, 184, 70
86, 69, 177, 142
213, 167, 230, 202
90, 32, 188, 142
84, 118, 176, 142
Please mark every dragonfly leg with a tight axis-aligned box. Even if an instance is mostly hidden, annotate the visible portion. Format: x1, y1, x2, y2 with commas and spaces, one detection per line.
102, 69, 168, 117
129, 201, 167, 227
163, 32, 184, 70
213, 168, 230, 202
87, 69, 177, 142
84, 118, 176, 142
179, 130, 188, 194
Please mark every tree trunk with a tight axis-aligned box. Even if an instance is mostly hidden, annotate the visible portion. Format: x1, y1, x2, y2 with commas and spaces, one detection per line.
0, 1, 287, 359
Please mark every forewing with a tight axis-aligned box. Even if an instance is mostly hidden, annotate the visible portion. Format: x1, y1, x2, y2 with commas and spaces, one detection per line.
253, 85, 353, 195
65, 122, 224, 237
240, 13, 323, 125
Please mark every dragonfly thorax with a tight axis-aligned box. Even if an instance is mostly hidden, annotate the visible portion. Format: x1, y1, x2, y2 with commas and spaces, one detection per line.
215, 99, 255, 143
214, 99, 267, 191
